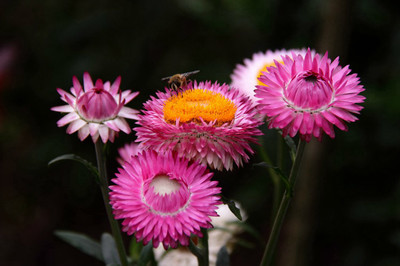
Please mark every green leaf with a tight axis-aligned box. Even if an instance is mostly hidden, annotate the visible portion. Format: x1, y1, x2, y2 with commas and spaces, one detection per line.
48, 154, 99, 181
101, 233, 121, 266
216, 246, 230, 266
219, 195, 242, 221
55, 230, 103, 262
138, 241, 155, 266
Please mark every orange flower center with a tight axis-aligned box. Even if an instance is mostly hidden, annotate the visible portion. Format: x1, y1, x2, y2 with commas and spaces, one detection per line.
163, 89, 237, 126
257, 60, 284, 86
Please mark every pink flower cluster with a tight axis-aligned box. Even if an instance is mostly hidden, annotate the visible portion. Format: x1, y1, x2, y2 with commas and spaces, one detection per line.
52, 47, 364, 249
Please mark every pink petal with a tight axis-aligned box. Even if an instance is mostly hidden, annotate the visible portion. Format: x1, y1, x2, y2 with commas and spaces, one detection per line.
122, 91, 139, 104
89, 123, 99, 136
95, 79, 104, 88
321, 111, 347, 130
111, 76, 121, 95
72, 76, 83, 96
51, 105, 74, 112
329, 107, 358, 122
291, 112, 303, 135
103, 81, 111, 91
112, 118, 131, 134
104, 120, 120, 132
66, 119, 86, 134
83, 72, 94, 91
77, 125, 90, 140
98, 125, 110, 143
119, 107, 139, 120
57, 112, 79, 127
91, 132, 100, 143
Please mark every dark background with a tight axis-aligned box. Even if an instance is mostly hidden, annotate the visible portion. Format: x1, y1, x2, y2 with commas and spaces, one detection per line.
0, 0, 399, 265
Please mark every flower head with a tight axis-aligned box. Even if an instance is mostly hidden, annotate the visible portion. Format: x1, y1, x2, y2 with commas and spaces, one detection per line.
109, 150, 221, 249
231, 49, 310, 102
255, 49, 365, 141
51, 72, 139, 143
135, 81, 262, 171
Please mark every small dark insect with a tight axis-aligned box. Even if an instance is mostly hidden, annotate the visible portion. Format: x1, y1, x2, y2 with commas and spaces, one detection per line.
161, 70, 200, 92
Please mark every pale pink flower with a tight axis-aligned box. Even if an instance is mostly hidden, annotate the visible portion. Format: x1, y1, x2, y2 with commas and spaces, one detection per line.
134, 81, 262, 171
231, 49, 311, 102
109, 150, 221, 249
255, 49, 365, 141
51, 72, 139, 143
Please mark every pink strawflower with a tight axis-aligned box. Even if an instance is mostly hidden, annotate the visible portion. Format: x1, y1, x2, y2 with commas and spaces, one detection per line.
231, 49, 311, 102
255, 49, 365, 142
51, 72, 139, 143
109, 150, 221, 249
117, 142, 143, 165
135, 81, 262, 171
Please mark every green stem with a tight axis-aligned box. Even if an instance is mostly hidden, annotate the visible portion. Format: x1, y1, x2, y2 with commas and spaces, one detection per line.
188, 239, 204, 265
201, 228, 209, 266
272, 134, 285, 217
260, 139, 306, 266
188, 229, 209, 266
258, 143, 282, 219
94, 141, 128, 266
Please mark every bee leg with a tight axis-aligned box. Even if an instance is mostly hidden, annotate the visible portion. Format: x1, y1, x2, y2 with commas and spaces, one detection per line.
181, 80, 187, 89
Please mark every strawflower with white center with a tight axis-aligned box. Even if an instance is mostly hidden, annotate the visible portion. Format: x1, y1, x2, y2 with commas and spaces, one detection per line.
255, 49, 365, 142
231, 48, 310, 102
109, 149, 221, 249
51, 72, 139, 143
135, 81, 262, 171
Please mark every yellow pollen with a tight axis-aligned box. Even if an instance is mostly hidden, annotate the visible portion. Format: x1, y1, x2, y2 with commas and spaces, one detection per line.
257, 60, 284, 86
163, 89, 237, 126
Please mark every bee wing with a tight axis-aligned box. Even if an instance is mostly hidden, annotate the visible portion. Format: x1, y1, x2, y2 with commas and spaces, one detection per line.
161, 70, 199, 81
161, 75, 172, 81
182, 70, 200, 77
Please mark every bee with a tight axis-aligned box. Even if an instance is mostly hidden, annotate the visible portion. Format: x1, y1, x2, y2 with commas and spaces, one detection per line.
161, 70, 200, 92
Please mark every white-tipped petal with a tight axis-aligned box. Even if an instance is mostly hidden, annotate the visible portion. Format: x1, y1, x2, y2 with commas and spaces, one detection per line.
66, 119, 86, 134
119, 107, 140, 120
57, 112, 79, 127
98, 125, 110, 143
78, 125, 90, 140
113, 117, 131, 134
51, 105, 74, 113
